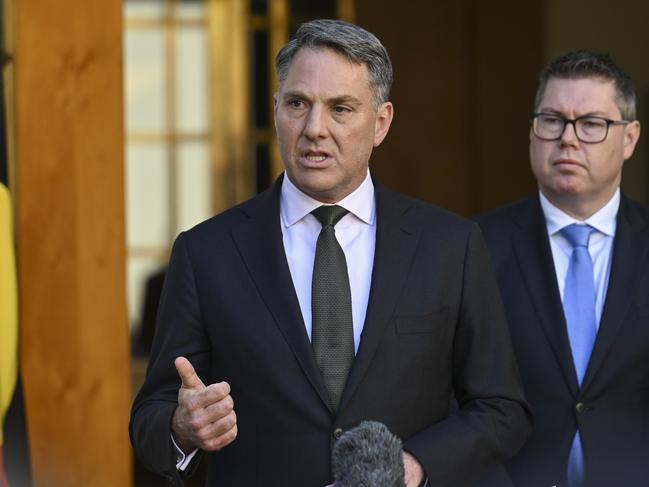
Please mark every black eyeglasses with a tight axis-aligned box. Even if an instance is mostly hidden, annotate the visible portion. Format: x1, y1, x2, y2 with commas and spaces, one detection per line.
531, 113, 630, 144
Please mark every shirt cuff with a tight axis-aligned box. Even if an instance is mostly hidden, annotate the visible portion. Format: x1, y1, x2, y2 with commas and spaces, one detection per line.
171, 434, 199, 471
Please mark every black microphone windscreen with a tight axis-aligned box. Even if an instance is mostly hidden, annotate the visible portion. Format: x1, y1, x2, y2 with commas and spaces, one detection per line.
331, 420, 405, 487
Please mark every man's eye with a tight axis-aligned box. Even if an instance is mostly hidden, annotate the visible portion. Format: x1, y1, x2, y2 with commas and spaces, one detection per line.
541, 116, 562, 126
288, 99, 304, 108
333, 106, 351, 114
581, 118, 606, 129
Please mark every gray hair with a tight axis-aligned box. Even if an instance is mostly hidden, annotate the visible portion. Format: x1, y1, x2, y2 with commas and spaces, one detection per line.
275, 19, 393, 108
534, 49, 637, 120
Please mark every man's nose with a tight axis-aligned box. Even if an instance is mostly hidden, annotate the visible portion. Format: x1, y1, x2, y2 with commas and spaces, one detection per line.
303, 105, 328, 140
560, 120, 580, 146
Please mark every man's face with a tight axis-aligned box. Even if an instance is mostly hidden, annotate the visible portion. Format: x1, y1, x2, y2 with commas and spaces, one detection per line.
529, 77, 640, 215
274, 47, 393, 203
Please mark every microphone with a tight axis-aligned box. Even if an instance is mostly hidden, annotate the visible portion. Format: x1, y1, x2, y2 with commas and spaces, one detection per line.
331, 421, 405, 487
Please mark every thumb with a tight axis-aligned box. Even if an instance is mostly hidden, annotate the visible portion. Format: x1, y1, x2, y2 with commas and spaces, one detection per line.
175, 356, 205, 390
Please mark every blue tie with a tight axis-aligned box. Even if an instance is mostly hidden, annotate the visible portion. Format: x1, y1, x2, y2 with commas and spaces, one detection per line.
561, 223, 597, 487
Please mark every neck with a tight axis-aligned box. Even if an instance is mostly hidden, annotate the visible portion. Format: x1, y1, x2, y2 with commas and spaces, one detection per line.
542, 188, 617, 221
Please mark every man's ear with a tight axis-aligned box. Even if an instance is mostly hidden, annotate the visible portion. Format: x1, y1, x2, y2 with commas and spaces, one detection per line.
623, 120, 641, 160
373, 101, 394, 147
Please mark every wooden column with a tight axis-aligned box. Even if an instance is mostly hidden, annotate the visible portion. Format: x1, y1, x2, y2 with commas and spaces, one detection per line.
13, 0, 132, 486
208, 0, 253, 211
268, 0, 288, 180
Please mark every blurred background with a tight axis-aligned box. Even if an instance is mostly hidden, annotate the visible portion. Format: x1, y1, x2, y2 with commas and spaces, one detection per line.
2, 0, 648, 485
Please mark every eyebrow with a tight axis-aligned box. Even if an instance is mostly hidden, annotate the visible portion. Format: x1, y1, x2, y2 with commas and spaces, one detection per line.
282, 90, 363, 107
538, 108, 612, 118
329, 95, 363, 107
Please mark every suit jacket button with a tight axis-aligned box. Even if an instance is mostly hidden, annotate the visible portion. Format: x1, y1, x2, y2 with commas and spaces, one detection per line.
333, 428, 344, 440
575, 402, 585, 413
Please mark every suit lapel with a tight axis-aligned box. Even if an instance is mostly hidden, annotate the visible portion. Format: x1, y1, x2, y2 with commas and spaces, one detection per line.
230, 178, 332, 411
339, 183, 419, 410
582, 196, 649, 390
512, 199, 579, 394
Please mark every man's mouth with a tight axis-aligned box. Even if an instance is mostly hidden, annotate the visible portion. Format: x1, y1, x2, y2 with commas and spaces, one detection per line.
305, 154, 327, 162
301, 150, 331, 165
553, 157, 582, 168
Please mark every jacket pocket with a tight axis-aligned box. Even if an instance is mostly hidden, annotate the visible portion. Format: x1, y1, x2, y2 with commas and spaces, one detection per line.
394, 307, 449, 335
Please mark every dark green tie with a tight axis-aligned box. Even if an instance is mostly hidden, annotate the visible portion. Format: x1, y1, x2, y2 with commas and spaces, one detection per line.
311, 205, 354, 411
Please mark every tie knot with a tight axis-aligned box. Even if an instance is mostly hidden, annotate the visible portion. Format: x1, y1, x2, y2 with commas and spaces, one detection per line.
312, 205, 349, 227
561, 223, 593, 248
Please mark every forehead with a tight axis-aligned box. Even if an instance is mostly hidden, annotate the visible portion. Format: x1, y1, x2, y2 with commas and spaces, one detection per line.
280, 47, 372, 97
538, 77, 620, 116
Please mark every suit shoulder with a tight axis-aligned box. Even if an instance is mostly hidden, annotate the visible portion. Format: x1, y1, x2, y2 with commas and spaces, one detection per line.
176, 188, 274, 248
620, 193, 649, 226
476, 197, 536, 225
191, 199, 252, 233
476, 197, 536, 230
383, 188, 478, 238
473, 197, 540, 254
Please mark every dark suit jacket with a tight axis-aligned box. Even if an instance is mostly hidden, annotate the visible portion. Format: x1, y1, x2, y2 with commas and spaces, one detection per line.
477, 194, 649, 487
130, 177, 531, 487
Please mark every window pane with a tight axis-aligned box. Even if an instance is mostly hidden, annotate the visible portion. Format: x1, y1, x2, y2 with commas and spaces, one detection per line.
175, 142, 212, 234
175, 26, 210, 133
126, 144, 171, 247
176, 1, 206, 21
125, 28, 167, 132
125, 0, 166, 21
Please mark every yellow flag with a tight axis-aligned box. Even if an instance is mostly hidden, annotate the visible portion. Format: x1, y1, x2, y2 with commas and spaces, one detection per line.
0, 182, 17, 446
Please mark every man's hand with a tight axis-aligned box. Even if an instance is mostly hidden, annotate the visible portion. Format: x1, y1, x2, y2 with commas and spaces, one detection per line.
403, 450, 425, 487
171, 356, 238, 453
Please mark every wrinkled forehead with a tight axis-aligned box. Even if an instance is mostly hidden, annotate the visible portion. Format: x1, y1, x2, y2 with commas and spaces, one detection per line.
537, 77, 621, 115
279, 47, 374, 97
284, 46, 368, 78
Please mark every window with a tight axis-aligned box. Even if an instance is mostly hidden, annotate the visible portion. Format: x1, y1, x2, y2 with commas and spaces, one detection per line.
124, 0, 214, 334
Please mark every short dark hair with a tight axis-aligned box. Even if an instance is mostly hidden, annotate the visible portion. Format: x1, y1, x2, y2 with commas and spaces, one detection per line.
534, 50, 636, 120
275, 19, 393, 108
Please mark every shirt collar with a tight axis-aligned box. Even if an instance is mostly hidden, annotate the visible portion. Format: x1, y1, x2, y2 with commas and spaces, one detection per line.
280, 170, 376, 228
539, 188, 619, 237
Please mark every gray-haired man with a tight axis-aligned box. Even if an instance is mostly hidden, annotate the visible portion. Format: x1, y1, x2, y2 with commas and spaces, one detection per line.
131, 19, 531, 487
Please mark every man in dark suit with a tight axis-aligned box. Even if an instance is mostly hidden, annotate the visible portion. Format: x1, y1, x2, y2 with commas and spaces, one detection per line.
131, 19, 531, 487
478, 50, 645, 487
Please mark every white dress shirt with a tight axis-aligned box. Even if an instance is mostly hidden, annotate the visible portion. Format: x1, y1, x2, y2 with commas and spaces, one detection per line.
539, 189, 619, 328
281, 170, 376, 352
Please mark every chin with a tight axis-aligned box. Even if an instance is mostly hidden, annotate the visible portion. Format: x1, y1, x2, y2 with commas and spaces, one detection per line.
551, 185, 585, 200
549, 173, 584, 191
293, 172, 334, 191
558, 178, 583, 192
292, 182, 333, 202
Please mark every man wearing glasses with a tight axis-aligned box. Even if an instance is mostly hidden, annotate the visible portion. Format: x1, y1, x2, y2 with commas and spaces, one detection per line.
478, 50, 646, 487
